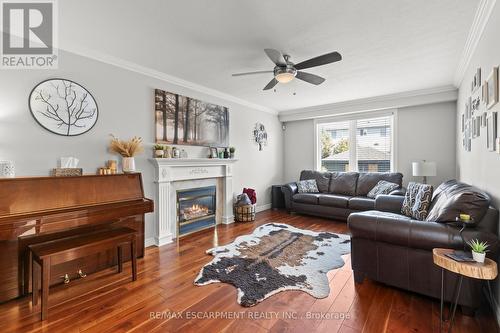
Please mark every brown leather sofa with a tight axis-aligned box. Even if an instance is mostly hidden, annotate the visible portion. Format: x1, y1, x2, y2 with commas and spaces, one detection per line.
282, 170, 405, 221
348, 180, 499, 314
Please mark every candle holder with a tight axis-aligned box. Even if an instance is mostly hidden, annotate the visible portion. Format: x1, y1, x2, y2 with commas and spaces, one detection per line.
452, 217, 475, 251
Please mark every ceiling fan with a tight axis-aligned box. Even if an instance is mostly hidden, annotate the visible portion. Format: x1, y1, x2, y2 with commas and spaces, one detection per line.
232, 48, 342, 91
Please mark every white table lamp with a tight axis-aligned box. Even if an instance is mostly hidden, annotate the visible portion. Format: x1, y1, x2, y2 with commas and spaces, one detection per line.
412, 161, 436, 184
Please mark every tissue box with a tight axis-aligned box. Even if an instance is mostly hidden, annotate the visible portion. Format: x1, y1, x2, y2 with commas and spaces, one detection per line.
52, 168, 83, 177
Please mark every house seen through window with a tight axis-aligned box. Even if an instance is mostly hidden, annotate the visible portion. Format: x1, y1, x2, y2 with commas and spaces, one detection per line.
318, 115, 393, 173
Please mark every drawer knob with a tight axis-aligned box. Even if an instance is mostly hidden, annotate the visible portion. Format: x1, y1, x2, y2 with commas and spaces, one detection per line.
61, 274, 70, 284
77, 269, 87, 278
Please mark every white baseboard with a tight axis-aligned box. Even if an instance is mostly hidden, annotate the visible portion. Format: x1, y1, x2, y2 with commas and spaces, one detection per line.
256, 203, 271, 212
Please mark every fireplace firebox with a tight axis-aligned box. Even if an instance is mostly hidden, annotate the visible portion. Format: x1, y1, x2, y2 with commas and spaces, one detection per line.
177, 186, 216, 237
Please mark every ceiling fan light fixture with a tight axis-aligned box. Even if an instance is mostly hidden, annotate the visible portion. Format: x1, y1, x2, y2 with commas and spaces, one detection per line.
275, 72, 295, 83
274, 67, 297, 83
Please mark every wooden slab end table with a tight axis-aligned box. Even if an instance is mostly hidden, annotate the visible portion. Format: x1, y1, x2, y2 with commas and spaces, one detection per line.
433, 248, 498, 333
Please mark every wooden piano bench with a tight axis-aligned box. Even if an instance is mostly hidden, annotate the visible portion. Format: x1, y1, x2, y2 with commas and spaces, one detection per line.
29, 227, 137, 320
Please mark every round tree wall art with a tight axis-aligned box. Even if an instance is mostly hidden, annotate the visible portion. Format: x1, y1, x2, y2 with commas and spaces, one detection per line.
29, 78, 98, 136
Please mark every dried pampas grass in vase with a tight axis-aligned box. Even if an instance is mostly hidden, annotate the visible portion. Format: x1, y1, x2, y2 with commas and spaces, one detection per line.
109, 135, 144, 173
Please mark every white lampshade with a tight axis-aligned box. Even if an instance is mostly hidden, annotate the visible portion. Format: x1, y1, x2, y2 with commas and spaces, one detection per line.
412, 161, 437, 177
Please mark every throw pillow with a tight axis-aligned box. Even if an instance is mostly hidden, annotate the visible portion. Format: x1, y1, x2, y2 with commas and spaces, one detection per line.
366, 180, 400, 198
412, 184, 433, 220
243, 188, 257, 204
235, 193, 252, 206
297, 179, 319, 193
401, 182, 433, 220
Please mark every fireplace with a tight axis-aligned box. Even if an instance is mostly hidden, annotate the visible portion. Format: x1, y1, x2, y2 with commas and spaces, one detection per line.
177, 186, 216, 237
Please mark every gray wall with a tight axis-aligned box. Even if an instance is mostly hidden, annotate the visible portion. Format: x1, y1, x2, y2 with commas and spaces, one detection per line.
283, 101, 457, 187
0, 50, 284, 243
398, 102, 457, 186
455, 2, 500, 320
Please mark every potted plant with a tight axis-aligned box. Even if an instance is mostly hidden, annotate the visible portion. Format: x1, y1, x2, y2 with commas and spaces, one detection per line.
229, 147, 236, 159
467, 239, 489, 263
109, 135, 144, 173
153, 144, 164, 158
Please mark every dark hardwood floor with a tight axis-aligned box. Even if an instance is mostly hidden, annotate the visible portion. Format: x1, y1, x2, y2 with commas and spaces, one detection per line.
0, 210, 497, 333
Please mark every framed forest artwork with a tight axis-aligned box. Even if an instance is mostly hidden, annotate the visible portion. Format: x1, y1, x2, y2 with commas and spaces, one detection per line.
154, 89, 229, 146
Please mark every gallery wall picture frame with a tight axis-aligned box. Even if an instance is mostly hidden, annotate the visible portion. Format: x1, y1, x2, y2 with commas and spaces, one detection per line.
464, 122, 471, 152
472, 68, 481, 93
486, 112, 497, 151
28, 78, 99, 136
482, 81, 488, 103
471, 96, 480, 113
472, 116, 481, 138
481, 112, 487, 127
487, 67, 499, 110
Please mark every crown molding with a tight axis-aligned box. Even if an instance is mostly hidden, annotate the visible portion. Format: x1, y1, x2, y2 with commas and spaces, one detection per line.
454, 0, 497, 87
278, 85, 458, 122
60, 44, 278, 115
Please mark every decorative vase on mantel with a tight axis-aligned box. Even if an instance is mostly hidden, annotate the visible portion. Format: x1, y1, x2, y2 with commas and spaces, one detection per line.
122, 157, 136, 173
109, 135, 143, 174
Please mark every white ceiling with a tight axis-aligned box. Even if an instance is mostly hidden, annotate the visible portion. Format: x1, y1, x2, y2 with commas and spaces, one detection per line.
59, 0, 480, 113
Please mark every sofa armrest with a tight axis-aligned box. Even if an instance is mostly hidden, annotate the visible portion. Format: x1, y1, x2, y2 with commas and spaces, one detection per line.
281, 182, 298, 210
375, 194, 405, 214
348, 211, 499, 255
389, 187, 406, 196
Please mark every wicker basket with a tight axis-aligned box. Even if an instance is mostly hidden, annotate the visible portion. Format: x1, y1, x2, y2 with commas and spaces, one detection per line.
234, 204, 256, 222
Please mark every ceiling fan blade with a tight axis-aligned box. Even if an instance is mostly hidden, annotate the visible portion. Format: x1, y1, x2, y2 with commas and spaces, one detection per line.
294, 51, 342, 70
296, 71, 326, 85
232, 70, 273, 77
263, 78, 278, 90
264, 48, 286, 66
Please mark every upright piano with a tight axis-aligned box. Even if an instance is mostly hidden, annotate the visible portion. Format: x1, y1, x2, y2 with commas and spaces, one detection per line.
0, 173, 154, 303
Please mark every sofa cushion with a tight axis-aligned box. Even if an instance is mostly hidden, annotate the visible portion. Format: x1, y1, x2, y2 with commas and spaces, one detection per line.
349, 196, 375, 210
401, 182, 433, 220
300, 170, 331, 193
297, 179, 319, 193
293, 193, 320, 205
328, 172, 359, 196
367, 180, 400, 198
356, 172, 403, 196
426, 180, 491, 223
318, 194, 350, 208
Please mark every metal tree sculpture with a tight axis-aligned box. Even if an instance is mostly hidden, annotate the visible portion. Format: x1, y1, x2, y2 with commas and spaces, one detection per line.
253, 122, 268, 151
29, 79, 98, 136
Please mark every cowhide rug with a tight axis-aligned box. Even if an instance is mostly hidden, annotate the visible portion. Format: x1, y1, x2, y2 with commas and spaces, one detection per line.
194, 223, 350, 307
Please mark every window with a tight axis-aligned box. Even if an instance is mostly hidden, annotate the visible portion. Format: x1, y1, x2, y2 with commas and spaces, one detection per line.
317, 114, 394, 173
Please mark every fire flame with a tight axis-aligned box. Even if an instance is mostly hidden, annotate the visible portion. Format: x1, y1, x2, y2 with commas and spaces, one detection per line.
181, 204, 210, 221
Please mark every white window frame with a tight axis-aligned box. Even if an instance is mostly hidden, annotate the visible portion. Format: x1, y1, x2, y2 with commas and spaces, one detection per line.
313, 109, 398, 172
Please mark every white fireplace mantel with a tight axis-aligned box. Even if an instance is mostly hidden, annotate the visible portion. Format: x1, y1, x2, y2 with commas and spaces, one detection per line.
149, 158, 238, 246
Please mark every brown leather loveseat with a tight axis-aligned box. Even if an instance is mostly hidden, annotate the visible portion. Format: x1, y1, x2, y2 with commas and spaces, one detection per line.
348, 179, 499, 314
